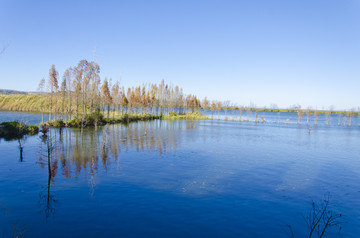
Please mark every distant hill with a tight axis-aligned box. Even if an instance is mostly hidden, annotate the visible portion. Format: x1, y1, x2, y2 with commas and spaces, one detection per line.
0, 89, 31, 95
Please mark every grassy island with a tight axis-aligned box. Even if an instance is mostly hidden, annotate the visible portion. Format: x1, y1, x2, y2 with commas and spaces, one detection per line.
43, 112, 161, 128
162, 111, 208, 120
0, 121, 39, 140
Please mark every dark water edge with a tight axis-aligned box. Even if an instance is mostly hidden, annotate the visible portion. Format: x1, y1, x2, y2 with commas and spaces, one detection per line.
0, 111, 359, 237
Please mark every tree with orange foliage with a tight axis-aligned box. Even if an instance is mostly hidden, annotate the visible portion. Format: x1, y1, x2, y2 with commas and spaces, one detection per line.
314, 109, 320, 125
216, 101, 222, 120
111, 81, 120, 119
101, 79, 112, 120
297, 108, 304, 124
306, 107, 312, 124
202, 97, 209, 116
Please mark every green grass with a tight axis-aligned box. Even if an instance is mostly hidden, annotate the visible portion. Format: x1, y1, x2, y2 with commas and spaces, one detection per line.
0, 94, 47, 112
44, 111, 209, 128
162, 111, 209, 120
44, 112, 161, 128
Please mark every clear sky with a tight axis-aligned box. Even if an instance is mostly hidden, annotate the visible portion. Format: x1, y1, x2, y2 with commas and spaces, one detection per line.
0, 0, 359, 110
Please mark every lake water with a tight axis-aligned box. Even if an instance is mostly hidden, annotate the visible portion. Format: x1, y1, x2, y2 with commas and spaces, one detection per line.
0, 111, 359, 237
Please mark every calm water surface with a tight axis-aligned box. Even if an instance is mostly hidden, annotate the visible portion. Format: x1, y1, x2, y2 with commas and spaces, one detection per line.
0, 111, 359, 237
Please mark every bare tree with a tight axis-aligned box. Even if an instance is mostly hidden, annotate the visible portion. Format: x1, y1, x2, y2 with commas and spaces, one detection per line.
223, 100, 230, 120
216, 101, 222, 120
306, 107, 312, 125
297, 108, 304, 124
75, 60, 91, 119
73, 68, 82, 119
63, 67, 73, 120
202, 97, 209, 116
210, 101, 216, 119
48, 65, 59, 121
325, 106, 334, 125
347, 108, 355, 126
254, 108, 259, 122
89, 62, 100, 113
111, 81, 120, 119
246, 107, 252, 121
314, 109, 320, 125
238, 106, 244, 121
60, 78, 66, 120
270, 103, 278, 111
37, 78, 46, 123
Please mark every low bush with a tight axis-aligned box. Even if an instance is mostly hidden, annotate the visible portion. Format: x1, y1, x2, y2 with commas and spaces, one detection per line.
163, 111, 208, 120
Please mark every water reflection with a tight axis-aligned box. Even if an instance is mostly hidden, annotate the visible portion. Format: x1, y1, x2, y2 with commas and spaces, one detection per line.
36, 120, 192, 187
1, 115, 360, 237
38, 133, 57, 220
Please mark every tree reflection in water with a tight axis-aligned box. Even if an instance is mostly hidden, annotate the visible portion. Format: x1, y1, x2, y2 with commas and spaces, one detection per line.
36, 120, 196, 197
38, 131, 57, 221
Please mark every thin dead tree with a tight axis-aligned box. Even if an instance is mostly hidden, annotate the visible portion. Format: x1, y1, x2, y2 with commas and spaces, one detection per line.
223, 100, 230, 120
111, 81, 120, 120
48, 65, 59, 121
347, 109, 355, 126
306, 107, 312, 125
246, 107, 252, 121
325, 106, 334, 126
216, 101, 222, 120
37, 78, 46, 123
210, 101, 216, 119
254, 108, 259, 122
239, 106, 244, 121
89, 62, 100, 113
60, 77, 66, 120
298, 108, 304, 124
63, 67, 73, 120
314, 109, 320, 125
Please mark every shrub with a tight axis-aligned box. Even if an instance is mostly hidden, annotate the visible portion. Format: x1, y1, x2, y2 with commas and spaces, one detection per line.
27, 125, 39, 135
51, 120, 65, 127
67, 119, 80, 127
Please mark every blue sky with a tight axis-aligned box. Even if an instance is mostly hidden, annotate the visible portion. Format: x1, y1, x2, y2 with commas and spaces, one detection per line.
0, 0, 359, 110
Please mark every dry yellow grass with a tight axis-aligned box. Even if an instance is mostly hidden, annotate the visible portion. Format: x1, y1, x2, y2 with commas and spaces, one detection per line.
0, 94, 57, 113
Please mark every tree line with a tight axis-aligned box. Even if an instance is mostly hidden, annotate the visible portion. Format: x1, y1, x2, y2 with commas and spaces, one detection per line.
39, 60, 202, 122
35, 59, 359, 126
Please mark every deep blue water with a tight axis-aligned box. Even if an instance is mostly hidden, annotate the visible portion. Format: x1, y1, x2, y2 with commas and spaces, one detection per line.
0, 111, 359, 237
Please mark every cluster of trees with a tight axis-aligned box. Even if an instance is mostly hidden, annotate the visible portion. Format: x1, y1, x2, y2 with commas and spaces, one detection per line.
296, 106, 357, 126
39, 60, 203, 122
38, 59, 359, 126
37, 120, 187, 181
